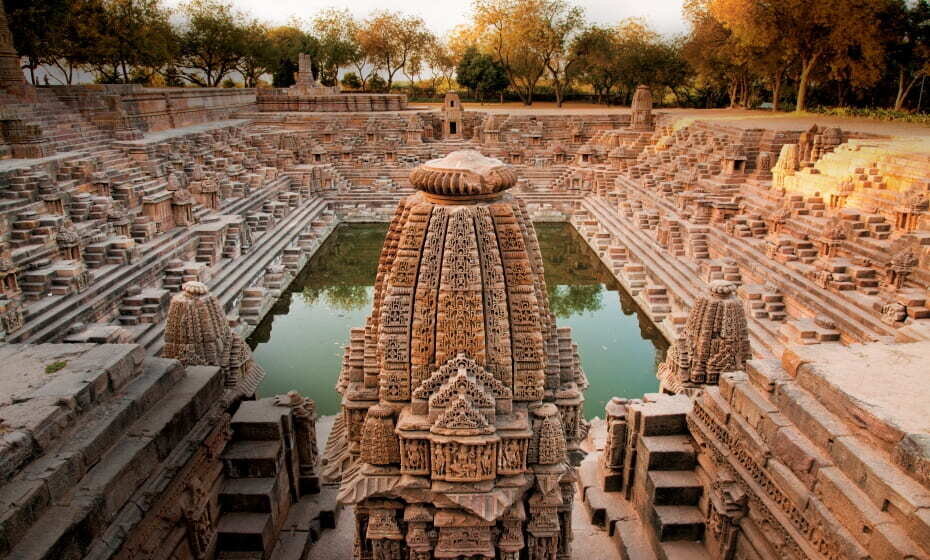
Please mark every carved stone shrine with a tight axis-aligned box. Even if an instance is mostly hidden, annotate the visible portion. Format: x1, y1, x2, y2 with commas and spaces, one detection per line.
329, 150, 588, 560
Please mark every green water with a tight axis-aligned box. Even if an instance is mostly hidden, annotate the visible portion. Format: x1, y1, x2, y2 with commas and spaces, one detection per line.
248, 222, 667, 419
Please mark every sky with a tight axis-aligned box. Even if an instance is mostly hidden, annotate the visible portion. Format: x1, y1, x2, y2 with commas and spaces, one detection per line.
162, 0, 689, 37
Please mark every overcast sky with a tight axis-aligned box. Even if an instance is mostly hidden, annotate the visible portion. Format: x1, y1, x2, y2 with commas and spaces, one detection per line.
162, 0, 689, 37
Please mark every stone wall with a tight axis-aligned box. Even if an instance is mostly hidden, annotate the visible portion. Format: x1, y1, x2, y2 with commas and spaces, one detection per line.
256, 90, 407, 112
50, 84, 257, 134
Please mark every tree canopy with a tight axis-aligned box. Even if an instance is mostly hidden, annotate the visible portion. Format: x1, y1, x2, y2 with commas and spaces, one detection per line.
5, 0, 930, 111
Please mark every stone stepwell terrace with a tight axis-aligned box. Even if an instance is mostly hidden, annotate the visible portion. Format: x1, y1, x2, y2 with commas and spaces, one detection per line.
1, 25, 930, 560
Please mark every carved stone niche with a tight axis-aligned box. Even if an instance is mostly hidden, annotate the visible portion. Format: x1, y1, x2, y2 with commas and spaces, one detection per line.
361, 500, 405, 560
404, 505, 434, 559
398, 437, 430, 475
497, 436, 529, 475
429, 437, 498, 482
434, 510, 495, 559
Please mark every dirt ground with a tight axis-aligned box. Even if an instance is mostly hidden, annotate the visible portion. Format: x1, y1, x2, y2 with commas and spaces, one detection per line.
413, 101, 930, 139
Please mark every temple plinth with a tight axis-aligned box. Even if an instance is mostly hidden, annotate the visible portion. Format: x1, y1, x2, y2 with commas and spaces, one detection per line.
327, 150, 588, 560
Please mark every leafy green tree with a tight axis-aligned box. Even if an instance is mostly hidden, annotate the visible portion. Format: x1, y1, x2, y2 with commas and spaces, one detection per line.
236, 20, 275, 87
267, 24, 313, 88
6, 0, 71, 84
367, 73, 388, 92
456, 46, 508, 102
340, 72, 362, 90
312, 8, 358, 86
884, 0, 930, 110
571, 26, 624, 104
178, 0, 246, 87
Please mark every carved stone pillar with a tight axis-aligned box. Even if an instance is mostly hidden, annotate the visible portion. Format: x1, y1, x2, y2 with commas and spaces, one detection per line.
707, 482, 747, 560
601, 397, 630, 491
276, 391, 320, 494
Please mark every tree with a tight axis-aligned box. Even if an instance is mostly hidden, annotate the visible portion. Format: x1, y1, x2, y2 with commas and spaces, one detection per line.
86, 0, 177, 84
6, 0, 71, 84
268, 25, 313, 88
457, 46, 509, 102
537, 0, 585, 106
312, 8, 358, 86
178, 0, 245, 87
572, 26, 623, 104
683, 1, 754, 108
425, 36, 459, 92
344, 16, 375, 90
709, 0, 887, 111
50, 0, 108, 85
357, 11, 432, 90
341, 72, 362, 90
884, 0, 930, 110
236, 20, 275, 87
367, 73, 388, 92
472, 0, 550, 105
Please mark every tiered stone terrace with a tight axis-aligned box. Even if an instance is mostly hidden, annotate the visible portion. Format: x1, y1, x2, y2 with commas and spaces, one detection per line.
0, 80, 928, 560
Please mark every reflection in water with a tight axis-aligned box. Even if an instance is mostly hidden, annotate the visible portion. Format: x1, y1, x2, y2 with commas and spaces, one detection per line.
536, 223, 668, 417
247, 224, 387, 415
249, 222, 667, 419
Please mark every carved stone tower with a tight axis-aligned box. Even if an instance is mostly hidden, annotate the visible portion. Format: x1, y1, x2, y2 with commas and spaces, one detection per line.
657, 279, 751, 394
330, 150, 588, 560
0, 1, 35, 100
442, 92, 464, 139
629, 84, 653, 131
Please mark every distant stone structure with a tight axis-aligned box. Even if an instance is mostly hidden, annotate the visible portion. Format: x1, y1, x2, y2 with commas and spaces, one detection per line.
328, 150, 588, 560
629, 84, 653, 131
0, 0, 34, 100
289, 53, 338, 96
256, 52, 407, 112
442, 92, 464, 139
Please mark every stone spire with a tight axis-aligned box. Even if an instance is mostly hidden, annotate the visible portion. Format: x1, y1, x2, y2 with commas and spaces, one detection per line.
329, 150, 587, 560
658, 279, 751, 394
0, 1, 35, 100
629, 84, 653, 131
162, 281, 264, 401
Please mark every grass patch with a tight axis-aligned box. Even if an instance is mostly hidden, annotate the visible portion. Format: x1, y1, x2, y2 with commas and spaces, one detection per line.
810, 107, 930, 125
45, 360, 67, 374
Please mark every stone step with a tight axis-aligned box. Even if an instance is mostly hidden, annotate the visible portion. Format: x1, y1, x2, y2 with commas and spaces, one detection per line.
660, 541, 712, 560
649, 505, 704, 542
222, 440, 283, 478
646, 470, 702, 506
639, 435, 696, 471
3, 364, 223, 558
220, 477, 280, 514
217, 512, 275, 554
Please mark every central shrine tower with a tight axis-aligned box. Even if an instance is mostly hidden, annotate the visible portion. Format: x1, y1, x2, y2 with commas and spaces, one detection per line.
329, 150, 588, 560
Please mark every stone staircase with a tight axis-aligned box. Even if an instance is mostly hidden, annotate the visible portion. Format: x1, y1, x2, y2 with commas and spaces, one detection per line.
0, 346, 225, 559
218, 399, 297, 559
632, 396, 708, 560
